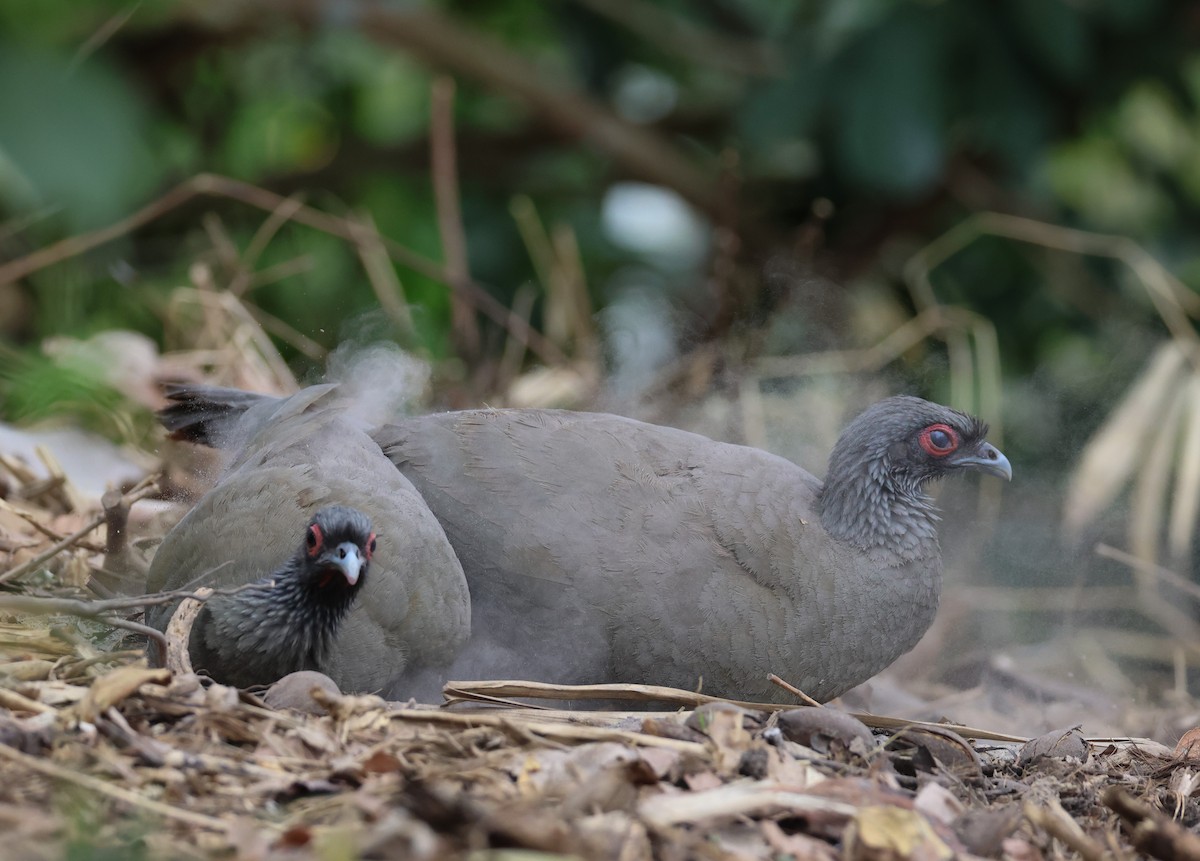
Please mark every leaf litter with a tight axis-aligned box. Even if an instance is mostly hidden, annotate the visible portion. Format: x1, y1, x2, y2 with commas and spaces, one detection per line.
0, 364, 1199, 859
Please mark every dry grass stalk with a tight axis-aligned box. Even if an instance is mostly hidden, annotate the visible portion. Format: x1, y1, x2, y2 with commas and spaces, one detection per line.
505, 195, 600, 405
1130, 375, 1187, 566
431, 75, 480, 360
443, 679, 1031, 743
1169, 375, 1200, 565
640, 780, 855, 829
0, 741, 228, 832
390, 706, 710, 754
0, 475, 159, 585
897, 213, 1200, 604
1023, 797, 1116, 861
163, 587, 210, 675
350, 212, 416, 341
1104, 785, 1200, 861
769, 672, 824, 707
0, 172, 567, 366
165, 270, 299, 393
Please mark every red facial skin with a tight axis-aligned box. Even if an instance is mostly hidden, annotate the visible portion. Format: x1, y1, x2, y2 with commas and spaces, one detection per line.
918, 423, 958, 458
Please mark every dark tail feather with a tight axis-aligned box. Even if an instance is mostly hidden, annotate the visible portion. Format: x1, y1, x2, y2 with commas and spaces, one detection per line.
158, 384, 276, 447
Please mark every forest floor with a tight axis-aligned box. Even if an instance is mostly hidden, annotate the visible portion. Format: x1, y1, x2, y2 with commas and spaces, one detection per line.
1, 417, 1199, 861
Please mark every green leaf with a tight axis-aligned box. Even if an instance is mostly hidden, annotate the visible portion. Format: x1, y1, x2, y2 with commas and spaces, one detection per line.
1008, 0, 1093, 84
1047, 136, 1169, 232
0, 44, 158, 230
830, 10, 947, 197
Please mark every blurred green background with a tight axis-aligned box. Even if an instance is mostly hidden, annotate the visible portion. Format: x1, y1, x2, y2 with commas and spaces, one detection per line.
3, 0, 1196, 385
5, 0, 1200, 695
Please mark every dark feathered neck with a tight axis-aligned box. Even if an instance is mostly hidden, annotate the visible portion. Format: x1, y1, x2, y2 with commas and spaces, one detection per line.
207, 556, 359, 674
815, 401, 951, 560
817, 454, 940, 559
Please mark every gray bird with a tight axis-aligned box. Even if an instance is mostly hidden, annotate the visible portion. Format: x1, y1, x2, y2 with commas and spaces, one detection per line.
158, 388, 1010, 703
146, 385, 470, 695
189, 505, 375, 688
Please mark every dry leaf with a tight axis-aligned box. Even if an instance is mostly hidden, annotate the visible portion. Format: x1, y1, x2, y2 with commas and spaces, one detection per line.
777, 708, 875, 754
844, 806, 954, 861
75, 665, 169, 722
1173, 727, 1200, 761
913, 783, 964, 826
890, 725, 982, 779
1018, 727, 1089, 765
953, 806, 1021, 857
1064, 340, 1185, 539
362, 750, 404, 774
687, 703, 752, 772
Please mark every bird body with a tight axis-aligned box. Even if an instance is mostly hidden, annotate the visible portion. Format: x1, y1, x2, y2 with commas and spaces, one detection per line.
147, 386, 470, 694
373, 402, 1001, 702
159, 387, 1009, 703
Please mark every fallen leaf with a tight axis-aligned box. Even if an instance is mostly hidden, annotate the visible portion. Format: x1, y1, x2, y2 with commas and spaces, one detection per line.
844, 805, 954, 861
276, 824, 313, 848
913, 783, 963, 826
777, 708, 875, 754
1173, 727, 1200, 761
362, 750, 404, 774
1018, 727, 1088, 766
75, 665, 169, 722
889, 726, 982, 778
953, 806, 1021, 857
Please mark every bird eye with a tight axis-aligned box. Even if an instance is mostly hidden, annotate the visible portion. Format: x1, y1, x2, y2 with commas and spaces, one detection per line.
919, 424, 958, 457
306, 524, 323, 556
367, 534, 377, 559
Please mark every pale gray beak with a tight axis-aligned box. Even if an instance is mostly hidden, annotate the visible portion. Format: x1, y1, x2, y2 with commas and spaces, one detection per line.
325, 542, 365, 585
953, 442, 1012, 481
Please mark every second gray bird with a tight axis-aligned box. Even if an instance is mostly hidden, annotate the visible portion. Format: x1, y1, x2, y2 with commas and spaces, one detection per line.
148, 385, 471, 696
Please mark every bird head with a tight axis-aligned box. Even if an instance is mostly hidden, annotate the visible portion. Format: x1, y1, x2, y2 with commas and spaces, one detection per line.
829, 396, 1011, 493
819, 396, 1011, 551
298, 506, 376, 594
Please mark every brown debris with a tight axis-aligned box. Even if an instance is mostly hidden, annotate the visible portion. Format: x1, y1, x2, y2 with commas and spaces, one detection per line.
1104, 786, 1200, 861
3, 414, 1200, 860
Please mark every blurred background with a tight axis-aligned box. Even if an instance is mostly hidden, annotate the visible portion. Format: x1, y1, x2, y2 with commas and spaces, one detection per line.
4, 0, 1200, 734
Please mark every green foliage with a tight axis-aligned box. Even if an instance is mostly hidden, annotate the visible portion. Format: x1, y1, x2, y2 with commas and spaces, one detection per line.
829, 8, 947, 197
0, 0, 1196, 426
0, 43, 159, 231
0, 343, 152, 442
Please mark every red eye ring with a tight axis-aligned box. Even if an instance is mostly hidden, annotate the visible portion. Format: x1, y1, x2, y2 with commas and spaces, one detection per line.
919, 423, 958, 457
306, 523, 324, 557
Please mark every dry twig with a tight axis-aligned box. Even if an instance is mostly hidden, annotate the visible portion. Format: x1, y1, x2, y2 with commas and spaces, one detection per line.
431, 75, 480, 360
0, 173, 566, 366
1104, 786, 1200, 861
768, 673, 823, 707
0, 476, 160, 585
163, 587, 210, 675
0, 741, 227, 832
1024, 797, 1116, 861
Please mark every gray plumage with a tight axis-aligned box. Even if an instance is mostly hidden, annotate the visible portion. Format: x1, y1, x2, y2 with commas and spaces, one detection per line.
147, 385, 470, 695
158, 387, 1010, 703
196, 506, 373, 688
